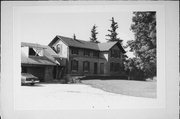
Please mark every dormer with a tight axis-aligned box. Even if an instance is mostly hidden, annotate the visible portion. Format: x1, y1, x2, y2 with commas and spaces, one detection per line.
21, 42, 46, 57
28, 47, 44, 57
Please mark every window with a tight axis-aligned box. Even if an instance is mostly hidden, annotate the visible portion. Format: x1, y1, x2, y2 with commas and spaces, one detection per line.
83, 61, 90, 72
29, 48, 37, 56
84, 50, 90, 56
111, 50, 120, 58
110, 62, 114, 72
93, 51, 99, 57
71, 48, 79, 55
56, 44, 62, 54
71, 60, 78, 72
29, 48, 43, 56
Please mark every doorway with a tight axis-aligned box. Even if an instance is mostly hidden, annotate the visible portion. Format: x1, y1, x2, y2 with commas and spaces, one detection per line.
100, 63, 104, 74
94, 62, 98, 74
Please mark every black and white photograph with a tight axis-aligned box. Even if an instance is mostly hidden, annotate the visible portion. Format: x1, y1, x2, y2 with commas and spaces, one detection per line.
17, 6, 159, 109
1, 1, 179, 119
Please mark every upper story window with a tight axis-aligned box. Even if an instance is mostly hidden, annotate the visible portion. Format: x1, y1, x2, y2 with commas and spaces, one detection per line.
84, 49, 90, 56
83, 61, 90, 72
29, 47, 43, 57
111, 50, 120, 58
56, 44, 62, 55
71, 60, 78, 72
71, 48, 79, 55
93, 51, 99, 57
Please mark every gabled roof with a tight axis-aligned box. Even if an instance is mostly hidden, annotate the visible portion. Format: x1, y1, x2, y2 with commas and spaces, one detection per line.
21, 42, 58, 66
48, 35, 126, 53
49, 35, 99, 50
98, 42, 117, 51
21, 53, 56, 66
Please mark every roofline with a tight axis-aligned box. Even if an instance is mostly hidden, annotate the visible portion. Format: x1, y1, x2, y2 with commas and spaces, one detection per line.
49, 35, 126, 53
21, 42, 47, 49
109, 41, 126, 53
21, 63, 56, 66
56, 36, 70, 47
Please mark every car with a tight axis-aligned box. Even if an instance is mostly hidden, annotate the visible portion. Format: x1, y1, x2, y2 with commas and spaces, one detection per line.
21, 73, 39, 86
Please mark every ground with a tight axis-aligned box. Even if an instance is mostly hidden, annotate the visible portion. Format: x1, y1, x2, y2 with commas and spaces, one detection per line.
15, 80, 157, 110
81, 79, 156, 98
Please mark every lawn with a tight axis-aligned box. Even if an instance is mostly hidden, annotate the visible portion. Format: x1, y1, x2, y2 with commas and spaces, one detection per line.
81, 79, 156, 98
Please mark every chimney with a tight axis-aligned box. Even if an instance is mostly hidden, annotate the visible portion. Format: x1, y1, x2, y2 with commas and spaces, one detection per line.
73, 34, 76, 40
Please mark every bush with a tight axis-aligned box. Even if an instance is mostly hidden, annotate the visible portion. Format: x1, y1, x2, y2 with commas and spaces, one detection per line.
127, 67, 145, 81
63, 74, 81, 84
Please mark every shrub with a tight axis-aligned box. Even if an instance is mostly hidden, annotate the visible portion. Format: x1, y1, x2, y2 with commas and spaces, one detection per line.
63, 74, 81, 84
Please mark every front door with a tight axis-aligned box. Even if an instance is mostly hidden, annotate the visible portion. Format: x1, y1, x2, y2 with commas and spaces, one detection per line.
94, 63, 98, 74
100, 63, 104, 74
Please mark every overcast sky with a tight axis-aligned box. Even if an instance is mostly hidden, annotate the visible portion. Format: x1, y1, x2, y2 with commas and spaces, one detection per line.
18, 7, 135, 57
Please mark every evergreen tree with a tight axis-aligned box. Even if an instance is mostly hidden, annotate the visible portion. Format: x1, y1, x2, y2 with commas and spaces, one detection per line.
106, 17, 122, 42
127, 12, 156, 79
90, 25, 99, 43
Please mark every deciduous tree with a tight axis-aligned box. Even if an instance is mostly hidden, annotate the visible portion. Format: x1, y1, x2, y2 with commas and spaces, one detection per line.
127, 12, 156, 79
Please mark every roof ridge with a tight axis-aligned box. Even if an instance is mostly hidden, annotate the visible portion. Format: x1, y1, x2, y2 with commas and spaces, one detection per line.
57, 35, 98, 44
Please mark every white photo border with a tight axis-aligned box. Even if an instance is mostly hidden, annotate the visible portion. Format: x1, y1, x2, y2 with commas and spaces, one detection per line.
1, 1, 179, 119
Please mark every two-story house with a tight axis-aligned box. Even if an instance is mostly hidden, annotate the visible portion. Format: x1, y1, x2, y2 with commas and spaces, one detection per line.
21, 35, 126, 82
48, 35, 126, 77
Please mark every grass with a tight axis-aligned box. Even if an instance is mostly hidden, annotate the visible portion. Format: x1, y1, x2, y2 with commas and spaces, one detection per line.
81, 79, 156, 98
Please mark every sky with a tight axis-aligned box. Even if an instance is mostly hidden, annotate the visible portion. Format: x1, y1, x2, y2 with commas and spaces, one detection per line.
19, 10, 135, 57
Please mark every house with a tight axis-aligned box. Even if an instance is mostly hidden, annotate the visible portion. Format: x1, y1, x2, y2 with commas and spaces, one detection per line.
21, 35, 126, 82
48, 35, 126, 77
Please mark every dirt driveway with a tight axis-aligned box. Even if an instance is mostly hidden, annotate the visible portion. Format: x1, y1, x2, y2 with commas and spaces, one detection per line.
15, 83, 156, 110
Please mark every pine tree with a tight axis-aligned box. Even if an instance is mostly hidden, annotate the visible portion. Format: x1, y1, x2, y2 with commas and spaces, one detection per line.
90, 25, 99, 43
106, 17, 122, 42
